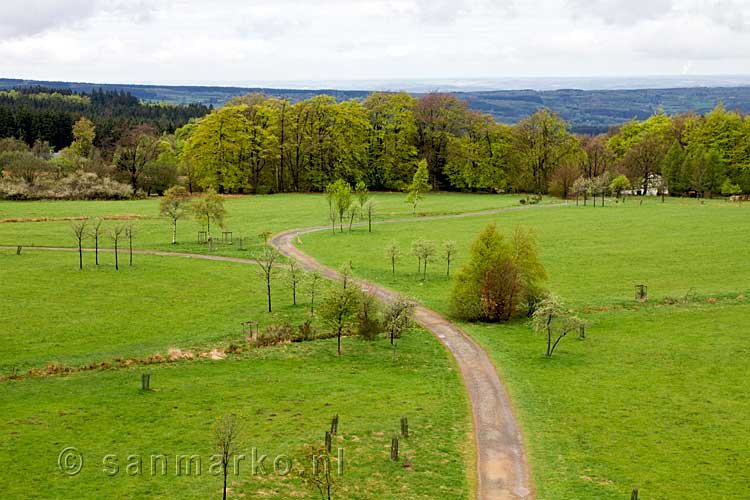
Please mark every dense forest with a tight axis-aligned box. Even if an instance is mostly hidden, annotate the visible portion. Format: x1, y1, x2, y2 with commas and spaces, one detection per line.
1, 88, 749, 201
0, 86, 210, 153
3, 78, 750, 133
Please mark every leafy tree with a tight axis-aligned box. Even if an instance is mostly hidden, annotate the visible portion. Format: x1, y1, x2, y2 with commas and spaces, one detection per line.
320, 270, 361, 356
0, 150, 49, 185
356, 294, 382, 341
621, 132, 669, 195
114, 124, 162, 194
382, 296, 415, 345
69, 117, 96, 158
159, 186, 189, 244
721, 178, 742, 196
513, 109, 577, 194
326, 179, 352, 233
571, 176, 591, 206
531, 293, 583, 357
190, 188, 226, 242
406, 160, 430, 215
609, 175, 632, 199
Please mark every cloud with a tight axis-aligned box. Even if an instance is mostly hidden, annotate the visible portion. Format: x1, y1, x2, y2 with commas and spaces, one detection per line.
0, 0, 97, 38
567, 0, 674, 25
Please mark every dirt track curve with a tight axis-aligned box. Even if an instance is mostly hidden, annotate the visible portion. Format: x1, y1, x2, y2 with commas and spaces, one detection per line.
6, 203, 562, 499
271, 205, 564, 500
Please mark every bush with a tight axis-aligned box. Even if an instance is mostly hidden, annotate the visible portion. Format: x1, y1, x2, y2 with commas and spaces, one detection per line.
356, 295, 382, 341
0, 170, 131, 200
255, 324, 294, 347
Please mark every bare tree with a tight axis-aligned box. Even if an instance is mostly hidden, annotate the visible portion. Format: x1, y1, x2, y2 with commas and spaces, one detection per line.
71, 220, 88, 270
89, 218, 103, 266
442, 241, 457, 278
286, 261, 303, 306
386, 240, 400, 277
126, 225, 135, 267
364, 199, 376, 233
256, 247, 277, 312
110, 225, 126, 271
214, 414, 240, 500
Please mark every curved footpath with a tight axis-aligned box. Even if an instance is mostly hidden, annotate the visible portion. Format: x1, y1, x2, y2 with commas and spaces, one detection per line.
271, 205, 560, 500
5, 204, 561, 499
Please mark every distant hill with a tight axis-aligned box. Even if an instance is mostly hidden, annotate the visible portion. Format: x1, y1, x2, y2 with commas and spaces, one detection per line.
2, 78, 749, 134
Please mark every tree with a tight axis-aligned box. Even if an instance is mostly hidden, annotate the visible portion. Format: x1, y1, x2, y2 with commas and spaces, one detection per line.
159, 186, 190, 244
513, 109, 577, 194
126, 225, 135, 267
69, 117, 96, 158
191, 188, 226, 243
214, 414, 240, 500
382, 296, 415, 345
298, 444, 336, 500
307, 271, 322, 315
356, 294, 382, 341
89, 218, 103, 266
326, 179, 352, 233
114, 124, 162, 194
609, 175, 632, 199
450, 224, 546, 322
256, 247, 277, 313
571, 176, 591, 206
386, 240, 400, 276
621, 132, 669, 195
320, 270, 360, 356
405, 160, 430, 215
413, 239, 436, 280
721, 178, 742, 196
286, 261, 303, 306
110, 225, 126, 271
579, 134, 614, 178
364, 199, 375, 233
71, 220, 88, 270
591, 172, 611, 206
531, 294, 582, 357
443, 241, 457, 278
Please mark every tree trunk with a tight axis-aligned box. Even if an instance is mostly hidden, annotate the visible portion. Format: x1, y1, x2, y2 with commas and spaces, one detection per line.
78, 240, 83, 270
114, 241, 119, 271
95, 235, 99, 265
172, 219, 177, 244
266, 279, 272, 312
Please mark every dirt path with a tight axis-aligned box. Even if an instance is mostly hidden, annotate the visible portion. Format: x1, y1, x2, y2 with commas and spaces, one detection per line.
271, 205, 558, 500
6, 203, 557, 499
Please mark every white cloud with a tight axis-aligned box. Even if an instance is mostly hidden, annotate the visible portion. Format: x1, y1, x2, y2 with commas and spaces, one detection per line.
0, 0, 748, 84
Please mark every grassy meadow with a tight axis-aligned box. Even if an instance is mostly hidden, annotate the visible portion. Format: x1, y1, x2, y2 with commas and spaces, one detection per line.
301, 196, 750, 499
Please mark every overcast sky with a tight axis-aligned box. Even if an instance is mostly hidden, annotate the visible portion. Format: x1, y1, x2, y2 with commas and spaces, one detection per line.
1, 0, 749, 86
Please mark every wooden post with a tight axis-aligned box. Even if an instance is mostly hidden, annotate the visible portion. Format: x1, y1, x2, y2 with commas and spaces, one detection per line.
631, 486, 639, 500
16, 245, 22, 255
141, 373, 151, 391
390, 437, 399, 461
400, 416, 409, 438
325, 431, 332, 453
331, 414, 339, 436
579, 324, 585, 340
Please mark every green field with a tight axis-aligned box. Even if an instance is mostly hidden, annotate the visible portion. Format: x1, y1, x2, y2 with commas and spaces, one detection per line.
3, 194, 749, 499
301, 197, 750, 499
0, 193, 532, 258
0, 202, 477, 499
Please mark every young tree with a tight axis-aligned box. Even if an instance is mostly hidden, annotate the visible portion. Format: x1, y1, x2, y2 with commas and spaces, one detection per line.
405, 160, 431, 215
159, 186, 190, 244
355, 180, 369, 216
609, 175, 632, 199
191, 188, 226, 243
442, 240, 457, 278
320, 271, 360, 356
298, 444, 336, 500
69, 117, 96, 158
71, 220, 88, 270
325, 184, 337, 234
256, 247, 277, 313
531, 293, 583, 357
286, 261, 303, 306
571, 176, 591, 206
386, 240, 400, 276
307, 271, 322, 315
110, 225, 126, 271
364, 198, 376, 233
382, 296, 415, 345
411, 238, 436, 280
332, 180, 352, 232
114, 124, 162, 194
214, 414, 240, 500
90, 218, 103, 266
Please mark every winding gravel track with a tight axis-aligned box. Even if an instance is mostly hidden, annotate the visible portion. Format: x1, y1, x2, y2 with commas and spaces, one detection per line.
6, 203, 561, 499
270, 205, 563, 500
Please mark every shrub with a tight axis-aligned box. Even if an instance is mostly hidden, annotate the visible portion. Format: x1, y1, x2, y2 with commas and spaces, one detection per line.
356, 295, 382, 341
255, 323, 294, 347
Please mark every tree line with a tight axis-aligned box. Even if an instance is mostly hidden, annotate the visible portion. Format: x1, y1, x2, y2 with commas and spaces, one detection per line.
2, 87, 749, 199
